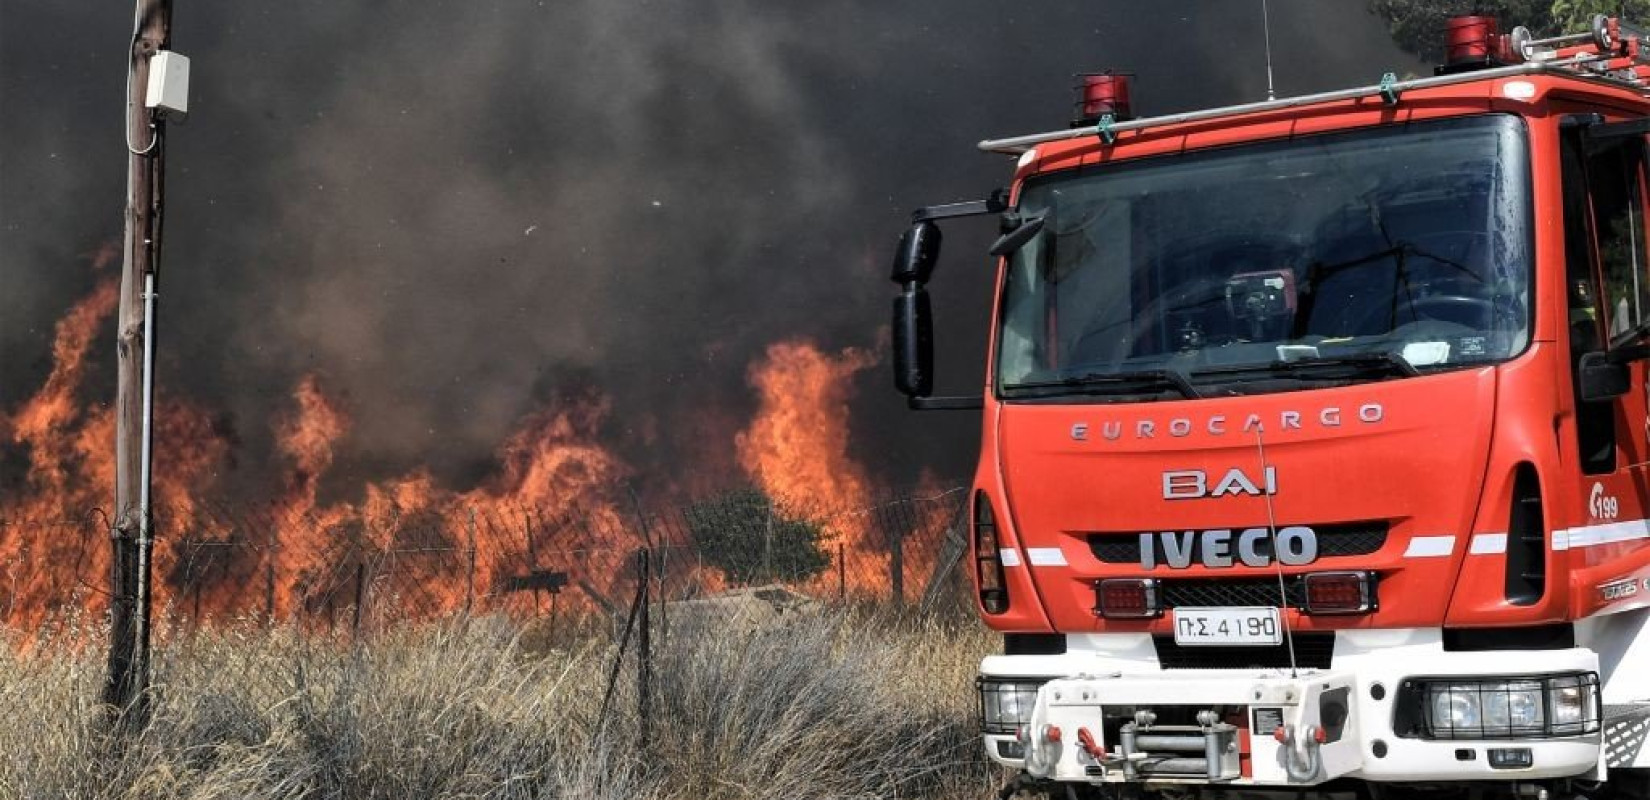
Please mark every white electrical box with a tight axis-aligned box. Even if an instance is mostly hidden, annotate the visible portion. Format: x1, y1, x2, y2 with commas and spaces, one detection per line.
145, 50, 190, 121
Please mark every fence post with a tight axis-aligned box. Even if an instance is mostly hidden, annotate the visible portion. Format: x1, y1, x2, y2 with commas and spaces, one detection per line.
522, 507, 541, 614
262, 507, 278, 623
352, 561, 366, 638
762, 495, 774, 583
838, 541, 846, 601
658, 543, 669, 646
465, 508, 478, 617
919, 491, 971, 612
628, 484, 666, 645
889, 523, 904, 607
636, 550, 651, 752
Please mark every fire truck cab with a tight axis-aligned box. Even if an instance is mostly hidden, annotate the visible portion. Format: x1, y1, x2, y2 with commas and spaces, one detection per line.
891, 15, 1650, 799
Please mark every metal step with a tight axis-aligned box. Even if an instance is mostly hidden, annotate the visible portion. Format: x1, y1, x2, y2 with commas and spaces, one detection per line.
1605, 703, 1650, 769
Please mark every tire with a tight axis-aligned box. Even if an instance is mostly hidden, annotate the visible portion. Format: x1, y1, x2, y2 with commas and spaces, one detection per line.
1604, 769, 1650, 800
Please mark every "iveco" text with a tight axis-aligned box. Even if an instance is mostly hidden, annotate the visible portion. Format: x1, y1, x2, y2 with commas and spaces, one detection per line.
1138, 527, 1318, 569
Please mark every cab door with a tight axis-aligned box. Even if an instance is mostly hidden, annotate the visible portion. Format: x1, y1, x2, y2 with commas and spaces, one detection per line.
1558, 115, 1650, 595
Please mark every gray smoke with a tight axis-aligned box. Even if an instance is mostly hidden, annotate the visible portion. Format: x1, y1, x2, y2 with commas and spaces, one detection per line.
0, 1, 1425, 500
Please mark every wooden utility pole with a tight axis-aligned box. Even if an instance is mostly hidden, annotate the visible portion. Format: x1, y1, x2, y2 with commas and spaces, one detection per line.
105, 0, 172, 713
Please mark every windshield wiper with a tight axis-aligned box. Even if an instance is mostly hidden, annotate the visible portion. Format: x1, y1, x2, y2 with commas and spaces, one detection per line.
1195, 352, 1419, 381
1008, 368, 1202, 400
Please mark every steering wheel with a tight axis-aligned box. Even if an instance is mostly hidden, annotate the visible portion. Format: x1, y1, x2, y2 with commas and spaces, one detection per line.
1060, 231, 1305, 368
1066, 275, 1234, 368
1344, 282, 1501, 335
1403, 293, 1498, 328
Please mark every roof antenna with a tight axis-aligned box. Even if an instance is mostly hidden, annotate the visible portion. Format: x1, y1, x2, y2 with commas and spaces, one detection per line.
1261, 0, 1278, 100
1254, 426, 1299, 678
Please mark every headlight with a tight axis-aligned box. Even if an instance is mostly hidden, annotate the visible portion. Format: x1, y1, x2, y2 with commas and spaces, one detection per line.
1548, 673, 1601, 734
978, 677, 1047, 735
1400, 672, 1600, 740
1480, 681, 1544, 732
1430, 684, 1482, 731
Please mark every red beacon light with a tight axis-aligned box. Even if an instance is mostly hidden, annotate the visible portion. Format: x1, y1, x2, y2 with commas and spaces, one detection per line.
1072, 72, 1134, 128
1438, 15, 1513, 74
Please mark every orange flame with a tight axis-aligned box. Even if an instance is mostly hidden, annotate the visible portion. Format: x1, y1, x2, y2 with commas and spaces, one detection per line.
735, 339, 900, 595
731, 340, 959, 598
1, 271, 238, 628
735, 340, 877, 525
278, 374, 348, 509
6, 272, 939, 629
7, 280, 118, 488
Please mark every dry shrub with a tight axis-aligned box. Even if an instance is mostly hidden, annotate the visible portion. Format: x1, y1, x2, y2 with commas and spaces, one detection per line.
0, 605, 999, 800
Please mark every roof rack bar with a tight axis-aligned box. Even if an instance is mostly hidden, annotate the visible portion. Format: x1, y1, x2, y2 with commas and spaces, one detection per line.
977, 54, 1604, 155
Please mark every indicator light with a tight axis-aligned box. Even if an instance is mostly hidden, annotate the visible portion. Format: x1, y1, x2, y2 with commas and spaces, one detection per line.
1092, 578, 1161, 619
1302, 571, 1377, 615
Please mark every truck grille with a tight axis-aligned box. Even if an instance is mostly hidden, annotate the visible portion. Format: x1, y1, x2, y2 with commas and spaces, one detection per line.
1153, 632, 1335, 669
1161, 578, 1306, 608
1088, 521, 1387, 563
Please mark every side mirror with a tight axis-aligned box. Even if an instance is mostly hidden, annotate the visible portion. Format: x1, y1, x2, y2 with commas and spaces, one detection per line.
892, 288, 934, 397
1579, 351, 1630, 402
890, 221, 941, 285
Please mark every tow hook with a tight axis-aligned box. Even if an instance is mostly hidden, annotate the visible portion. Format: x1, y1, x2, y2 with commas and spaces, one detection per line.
1020, 723, 1063, 778
1076, 727, 1104, 759
1273, 723, 1324, 782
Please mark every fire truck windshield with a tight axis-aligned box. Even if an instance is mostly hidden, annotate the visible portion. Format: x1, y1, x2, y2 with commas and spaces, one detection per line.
997, 114, 1532, 399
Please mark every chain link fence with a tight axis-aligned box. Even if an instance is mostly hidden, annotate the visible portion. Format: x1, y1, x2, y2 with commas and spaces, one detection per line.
1, 485, 973, 640
0, 485, 998, 799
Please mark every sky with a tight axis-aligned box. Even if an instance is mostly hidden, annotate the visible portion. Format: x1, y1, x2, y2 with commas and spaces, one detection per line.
0, 1, 1426, 505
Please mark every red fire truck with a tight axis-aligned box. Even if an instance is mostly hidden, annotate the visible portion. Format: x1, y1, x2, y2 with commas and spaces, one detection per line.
891, 15, 1650, 798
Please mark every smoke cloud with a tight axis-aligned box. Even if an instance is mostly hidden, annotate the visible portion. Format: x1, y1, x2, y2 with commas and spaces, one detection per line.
0, 1, 1424, 502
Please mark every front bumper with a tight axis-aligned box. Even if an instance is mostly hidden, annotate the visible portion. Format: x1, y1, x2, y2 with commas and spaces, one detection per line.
981, 629, 1603, 786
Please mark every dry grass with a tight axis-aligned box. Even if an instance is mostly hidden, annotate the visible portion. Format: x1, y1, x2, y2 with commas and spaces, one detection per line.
0, 605, 1001, 800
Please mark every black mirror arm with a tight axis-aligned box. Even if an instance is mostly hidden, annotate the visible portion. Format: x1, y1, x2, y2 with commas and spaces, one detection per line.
1608, 343, 1650, 364
989, 216, 1045, 257
1587, 116, 1650, 142
908, 395, 985, 411
910, 189, 1008, 223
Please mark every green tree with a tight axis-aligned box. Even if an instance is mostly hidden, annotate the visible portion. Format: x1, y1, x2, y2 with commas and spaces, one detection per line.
1370, 0, 1559, 61
1551, 0, 1650, 29
1372, 0, 1646, 61
684, 487, 832, 586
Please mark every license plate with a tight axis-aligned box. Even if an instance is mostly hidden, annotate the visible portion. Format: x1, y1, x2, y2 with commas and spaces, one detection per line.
1172, 606, 1282, 646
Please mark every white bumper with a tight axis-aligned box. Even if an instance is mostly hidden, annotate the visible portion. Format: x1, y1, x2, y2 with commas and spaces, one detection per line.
982, 628, 1603, 786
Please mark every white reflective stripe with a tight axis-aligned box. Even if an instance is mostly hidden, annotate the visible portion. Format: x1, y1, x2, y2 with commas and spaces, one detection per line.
1403, 535, 1457, 558
1469, 533, 1508, 555
998, 548, 1022, 567
1026, 547, 1068, 566
1556, 519, 1650, 549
